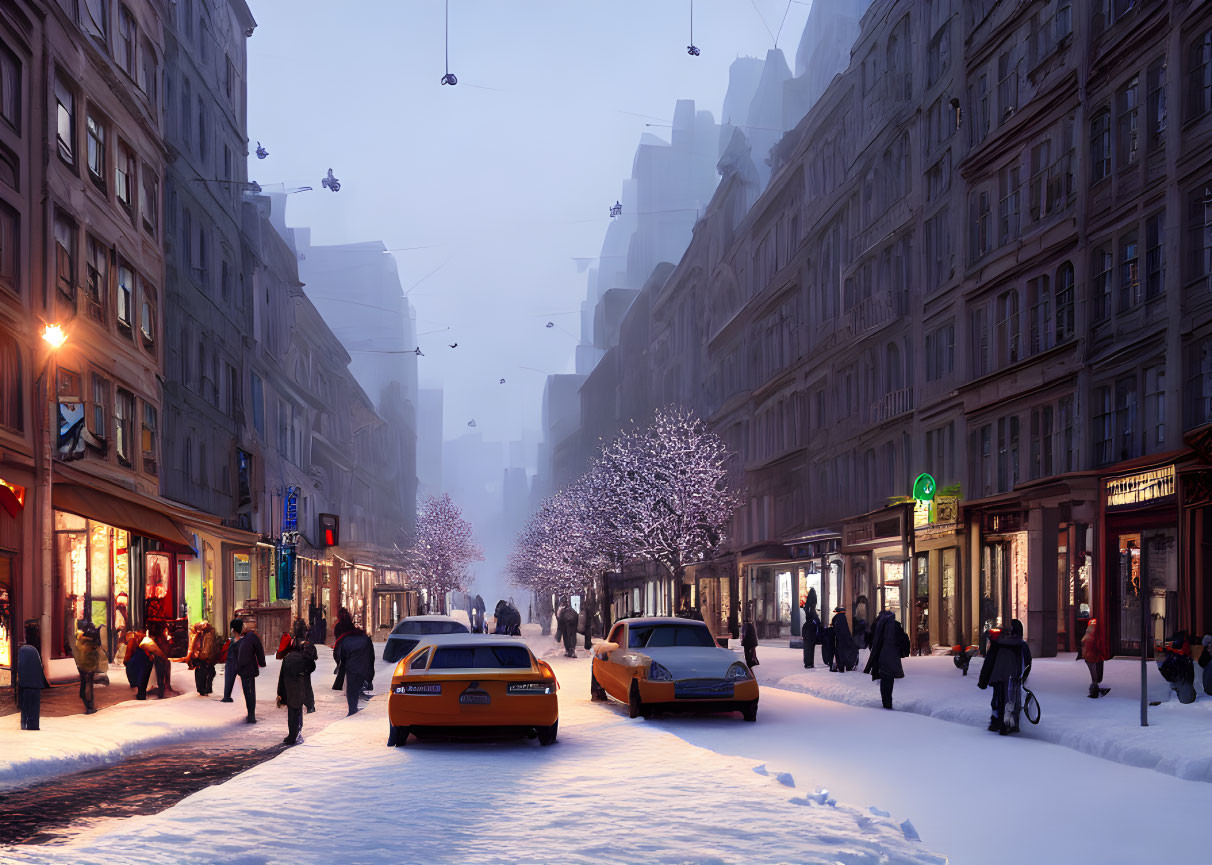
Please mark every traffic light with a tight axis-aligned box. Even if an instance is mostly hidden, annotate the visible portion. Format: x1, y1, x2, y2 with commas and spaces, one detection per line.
319, 513, 339, 547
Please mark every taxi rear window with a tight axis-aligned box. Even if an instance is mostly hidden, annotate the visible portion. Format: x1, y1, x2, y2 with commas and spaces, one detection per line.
429, 646, 532, 669
391, 619, 470, 636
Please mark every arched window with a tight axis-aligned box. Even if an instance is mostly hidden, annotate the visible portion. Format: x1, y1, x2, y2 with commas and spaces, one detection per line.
0, 330, 22, 431
886, 342, 903, 390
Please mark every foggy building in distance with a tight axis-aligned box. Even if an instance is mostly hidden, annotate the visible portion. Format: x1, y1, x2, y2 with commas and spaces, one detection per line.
240, 193, 413, 636
269, 198, 418, 541
416, 387, 444, 499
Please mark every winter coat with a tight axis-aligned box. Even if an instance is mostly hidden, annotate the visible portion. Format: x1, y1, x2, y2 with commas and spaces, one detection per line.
1202, 636, 1212, 697
335, 629, 375, 683
280, 647, 317, 709
73, 630, 104, 673
801, 608, 821, 645
831, 612, 859, 670
16, 643, 49, 689
864, 611, 905, 680
979, 629, 1032, 689
235, 630, 266, 678
168, 626, 189, 658
186, 622, 218, 667
558, 605, 579, 631
820, 626, 836, 667
741, 622, 759, 650
1081, 626, 1108, 664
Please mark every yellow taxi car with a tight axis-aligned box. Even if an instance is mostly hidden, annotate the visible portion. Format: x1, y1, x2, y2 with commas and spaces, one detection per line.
387, 634, 559, 747
591, 617, 758, 722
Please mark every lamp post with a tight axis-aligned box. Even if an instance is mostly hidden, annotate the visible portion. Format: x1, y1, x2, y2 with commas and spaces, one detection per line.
38, 324, 66, 667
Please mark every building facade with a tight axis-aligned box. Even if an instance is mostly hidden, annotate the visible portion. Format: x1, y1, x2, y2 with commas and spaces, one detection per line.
566, 0, 1212, 659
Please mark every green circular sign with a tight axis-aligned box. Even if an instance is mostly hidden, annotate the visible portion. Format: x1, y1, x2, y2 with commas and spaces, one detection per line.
912, 473, 937, 502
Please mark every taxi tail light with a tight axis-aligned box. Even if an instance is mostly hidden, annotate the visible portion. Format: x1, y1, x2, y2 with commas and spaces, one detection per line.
507, 681, 555, 695
536, 660, 560, 691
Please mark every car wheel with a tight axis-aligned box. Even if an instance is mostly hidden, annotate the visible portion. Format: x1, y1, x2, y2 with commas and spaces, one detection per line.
388, 725, 410, 746
741, 701, 758, 723
537, 721, 559, 746
628, 679, 647, 719
590, 671, 608, 701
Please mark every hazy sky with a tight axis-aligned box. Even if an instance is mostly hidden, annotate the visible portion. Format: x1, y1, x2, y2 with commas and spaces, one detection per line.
246, 0, 812, 448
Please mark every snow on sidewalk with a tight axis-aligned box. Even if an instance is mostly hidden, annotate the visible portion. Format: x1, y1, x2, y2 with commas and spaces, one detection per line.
750, 644, 1212, 782
3, 660, 946, 865
0, 646, 391, 791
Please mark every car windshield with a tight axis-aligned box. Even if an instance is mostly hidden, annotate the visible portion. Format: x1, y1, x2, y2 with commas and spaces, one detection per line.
391, 619, 469, 636
628, 624, 716, 648
429, 645, 532, 669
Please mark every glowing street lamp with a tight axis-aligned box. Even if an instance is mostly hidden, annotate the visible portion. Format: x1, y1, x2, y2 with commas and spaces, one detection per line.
41, 323, 66, 349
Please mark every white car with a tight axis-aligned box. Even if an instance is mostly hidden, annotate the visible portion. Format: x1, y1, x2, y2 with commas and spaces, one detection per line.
382, 615, 470, 663
590, 617, 759, 721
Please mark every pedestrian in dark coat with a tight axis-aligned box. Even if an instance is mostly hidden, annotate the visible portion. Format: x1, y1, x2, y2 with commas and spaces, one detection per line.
280, 636, 317, 745
219, 630, 241, 703
831, 608, 859, 671
820, 624, 836, 670
742, 621, 760, 667
493, 599, 510, 634
72, 620, 104, 714
800, 590, 821, 669
334, 627, 375, 716
978, 618, 1031, 734
278, 620, 318, 713
133, 626, 168, 700
122, 628, 147, 689
558, 602, 579, 657
864, 610, 906, 709
16, 622, 49, 730
232, 618, 266, 723
1202, 635, 1212, 697
474, 594, 486, 633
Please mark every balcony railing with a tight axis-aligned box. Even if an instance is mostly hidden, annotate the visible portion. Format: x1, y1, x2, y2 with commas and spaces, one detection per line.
846, 290, 906, 339
870, 387, 914, 424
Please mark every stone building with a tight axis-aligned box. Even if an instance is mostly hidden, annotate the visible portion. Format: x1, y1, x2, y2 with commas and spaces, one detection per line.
157, 0, 260, 630
567, 0, 1212, 659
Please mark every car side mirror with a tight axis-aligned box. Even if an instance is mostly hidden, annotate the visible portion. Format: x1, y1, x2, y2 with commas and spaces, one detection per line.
593, 640, 619, 659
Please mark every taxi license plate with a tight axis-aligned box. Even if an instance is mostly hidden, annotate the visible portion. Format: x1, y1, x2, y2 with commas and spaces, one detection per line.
459, 691, 491, 705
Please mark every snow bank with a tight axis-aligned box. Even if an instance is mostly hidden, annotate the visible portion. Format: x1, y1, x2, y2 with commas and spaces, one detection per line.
0, 645, 389, 791
752, 646, 1212, 782
4, 656, 946, 865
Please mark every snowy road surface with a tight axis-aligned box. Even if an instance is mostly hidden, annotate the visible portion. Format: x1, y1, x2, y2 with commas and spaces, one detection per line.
1, 650, 943, 865
6, 644, 1210, 865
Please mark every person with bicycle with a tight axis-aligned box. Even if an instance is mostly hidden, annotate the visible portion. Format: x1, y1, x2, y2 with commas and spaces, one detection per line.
978, 619, 1032, 735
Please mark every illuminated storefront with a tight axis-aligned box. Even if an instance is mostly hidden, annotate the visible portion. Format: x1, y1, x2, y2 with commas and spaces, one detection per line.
0, 476, 26, 684
842, 504, 911, 630
1100, 462, 1179, 656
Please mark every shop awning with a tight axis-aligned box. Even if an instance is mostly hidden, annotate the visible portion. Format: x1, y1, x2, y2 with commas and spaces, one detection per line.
53, 484, 196, 553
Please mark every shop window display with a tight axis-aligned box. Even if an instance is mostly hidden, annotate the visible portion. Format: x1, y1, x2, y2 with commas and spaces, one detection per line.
54, 512, 131, 658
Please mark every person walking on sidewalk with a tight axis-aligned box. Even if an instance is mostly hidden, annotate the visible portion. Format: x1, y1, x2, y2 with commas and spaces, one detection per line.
557, 600, 579, 658
278, 619, 317, 713
134, 627, 167, 700
219, 626, 243, 703
864, 610, 907, 709
1080, 617, 1110, 699
232, 618, 266, 723
146, 621, 173, 699
741, 615, 760, 668
801, 589, 821, 669
831, 608, 859, 672
186, 620, 218, 696
16, 622, 49, 730
334, 625, 374, 716
979, 618, 1032, 734
72, 620, 105, 714
280, 632, 317, 745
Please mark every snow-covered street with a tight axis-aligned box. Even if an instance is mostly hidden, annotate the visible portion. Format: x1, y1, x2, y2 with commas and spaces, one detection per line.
1, 646, 943, 865
5, 638, 1212, 864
